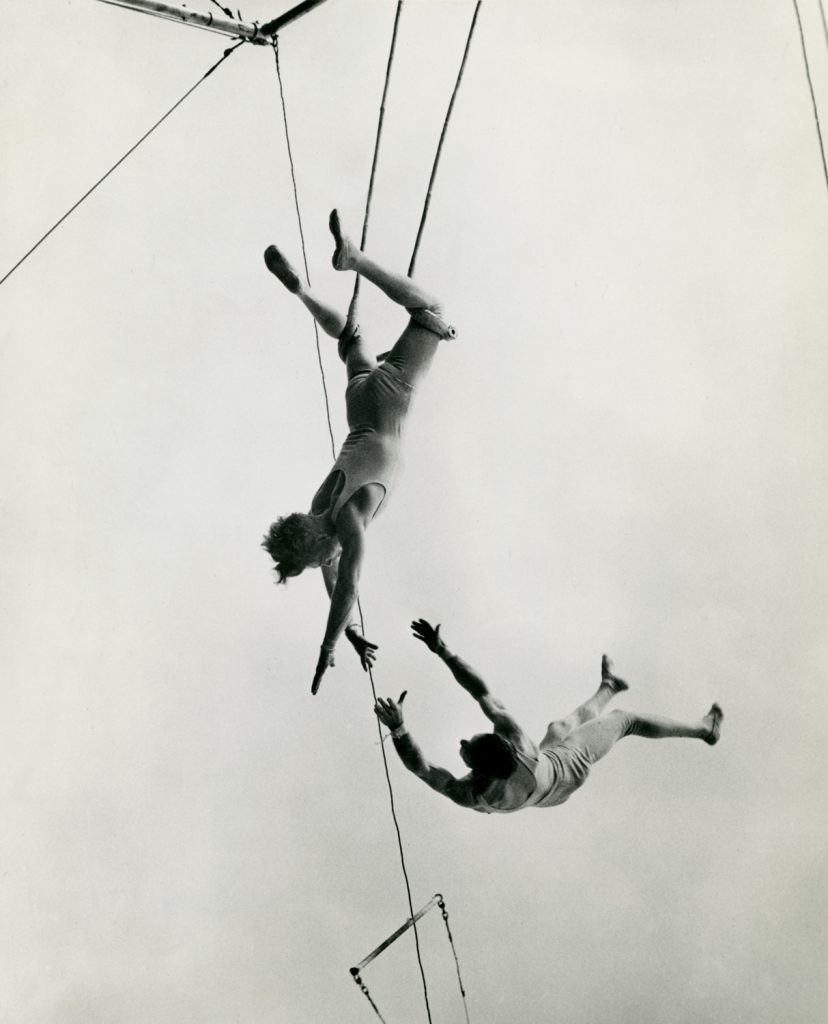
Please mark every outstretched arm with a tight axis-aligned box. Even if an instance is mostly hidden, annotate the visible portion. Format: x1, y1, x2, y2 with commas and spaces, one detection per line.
311, 509, 377, 694
410, 619, 523, 741
374, 695, 475, 808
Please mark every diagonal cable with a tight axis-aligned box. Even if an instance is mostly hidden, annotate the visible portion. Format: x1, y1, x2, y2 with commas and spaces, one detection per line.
791, 0, 828, 196
0, 40, 245, 290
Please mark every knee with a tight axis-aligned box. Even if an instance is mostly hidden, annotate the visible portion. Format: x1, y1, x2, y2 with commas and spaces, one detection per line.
608, 708, 636, 737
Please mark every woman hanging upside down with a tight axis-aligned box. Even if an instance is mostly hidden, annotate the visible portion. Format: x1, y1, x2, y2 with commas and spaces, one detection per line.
374, 620, 724, 813
262, 211, 455, 695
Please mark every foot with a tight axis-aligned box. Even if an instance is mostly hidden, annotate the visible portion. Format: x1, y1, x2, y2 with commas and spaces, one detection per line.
601, 654, 629, 694
264, 245, 302, 293
329, 209, 356, 271
702, 703, 724, 746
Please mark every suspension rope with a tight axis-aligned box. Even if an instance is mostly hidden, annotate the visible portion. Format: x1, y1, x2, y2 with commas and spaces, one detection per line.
348, 1, 406, 322
438, 896, 471, 1024
0, 40, 245, 290
272, 40, 337, 457
819, 0, 828, 52
349, 894, 471, 1024
270, 22, 433, 1024
271, 6, 482, 1019
408, 0, 482, 278
791, 0, 828, 196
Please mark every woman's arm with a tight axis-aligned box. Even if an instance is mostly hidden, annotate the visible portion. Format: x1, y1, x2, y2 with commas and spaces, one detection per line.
311, 508, 377, 693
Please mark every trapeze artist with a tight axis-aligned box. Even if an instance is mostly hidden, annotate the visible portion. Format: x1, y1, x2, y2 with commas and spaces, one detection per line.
374, 619, 724, 813
262, 212, 455, 694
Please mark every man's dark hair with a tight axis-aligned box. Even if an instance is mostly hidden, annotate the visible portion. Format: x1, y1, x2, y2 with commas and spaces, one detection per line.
466, 734, 517, 780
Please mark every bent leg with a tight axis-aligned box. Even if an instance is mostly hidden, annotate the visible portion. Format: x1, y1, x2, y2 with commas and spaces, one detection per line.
539, 656, 628, 746
540, 681, 617, 746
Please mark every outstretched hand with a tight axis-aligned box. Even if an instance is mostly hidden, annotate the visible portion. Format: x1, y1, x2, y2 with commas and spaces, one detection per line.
411, 618, 445, 655
311, 646, 335, 695
374, 691, 407, 731
345, 626, 379, 672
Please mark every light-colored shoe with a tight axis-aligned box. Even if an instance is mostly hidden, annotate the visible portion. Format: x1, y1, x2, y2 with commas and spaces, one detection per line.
329, 209, 356, 271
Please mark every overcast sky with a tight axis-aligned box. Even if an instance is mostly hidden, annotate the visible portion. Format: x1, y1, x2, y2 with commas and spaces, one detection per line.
1, 2, 827, 1022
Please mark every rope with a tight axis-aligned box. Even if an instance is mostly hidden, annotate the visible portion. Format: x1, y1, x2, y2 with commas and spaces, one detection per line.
348, 1, 405, 324
819, 0, 828, 52
271, 24, 433, 1024
351, 971, 388, 1023
272, 41, 337, 457
791, 0, 828, 196
0, 40, 245, 290
408, 0, 482, 277
438, 896, 471, 1024
272, 5, 483, 1018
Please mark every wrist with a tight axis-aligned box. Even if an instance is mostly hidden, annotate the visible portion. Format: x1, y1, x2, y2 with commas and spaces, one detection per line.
345, 624, 361, 638
436, 645, 453, 661
391, 723, 408, 740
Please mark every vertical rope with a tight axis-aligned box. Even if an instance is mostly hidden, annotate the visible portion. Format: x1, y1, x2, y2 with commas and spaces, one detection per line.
819, 0, 828, 51
271, 34, 434, 1024
349, 1, 406, 322
791, 0, 828, 196
408, 0, 482, 277
438, 896, 471, 1024
272, 41, 337, 456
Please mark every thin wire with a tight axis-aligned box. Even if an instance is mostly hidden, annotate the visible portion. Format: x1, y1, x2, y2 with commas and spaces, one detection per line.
819, 0, 828, 51
349, 0, 405, 320
0, 40, 245, 290
271, 34, 433, 1024
408, 0, 482, 277
352, 972, 388, 1024
791, 0, 828, 195
438, 897, 471, 1024
272, 41, 337, 456
356, 600, 433, 1024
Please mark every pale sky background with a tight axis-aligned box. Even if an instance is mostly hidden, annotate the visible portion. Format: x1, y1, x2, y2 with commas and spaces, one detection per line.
1, 2, 827, 1022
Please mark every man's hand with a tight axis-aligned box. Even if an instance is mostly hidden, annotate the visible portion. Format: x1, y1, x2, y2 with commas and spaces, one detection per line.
374, 692, 408, 731
345, 625, 379, 672
311, 645, 335, 695
411, 618, 446, 655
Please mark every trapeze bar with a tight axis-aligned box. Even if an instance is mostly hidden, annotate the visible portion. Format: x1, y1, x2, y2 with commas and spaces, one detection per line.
350, 894, 442, 975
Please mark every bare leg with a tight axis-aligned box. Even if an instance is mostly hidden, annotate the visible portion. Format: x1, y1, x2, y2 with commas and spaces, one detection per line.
562, 703, 724, 767
264, 244, 376, 377
540, 655, 629, 746
329, 211, 437, 310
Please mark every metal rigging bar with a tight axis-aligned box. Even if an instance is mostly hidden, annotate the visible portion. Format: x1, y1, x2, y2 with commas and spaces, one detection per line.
96, 0, 331, 45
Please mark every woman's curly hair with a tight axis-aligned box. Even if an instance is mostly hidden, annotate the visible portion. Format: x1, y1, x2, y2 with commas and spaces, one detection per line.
466, 734, 517, 780
261, 513, 326, 583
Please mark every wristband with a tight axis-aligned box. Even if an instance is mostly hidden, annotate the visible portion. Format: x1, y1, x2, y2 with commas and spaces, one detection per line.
391, 724, 408, 741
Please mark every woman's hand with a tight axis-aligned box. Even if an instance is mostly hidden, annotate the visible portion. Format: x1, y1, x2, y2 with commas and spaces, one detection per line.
311, 645, 335, 695
411, 618, 446, 655
345, 625, 379, 671
374, 692, 407, 730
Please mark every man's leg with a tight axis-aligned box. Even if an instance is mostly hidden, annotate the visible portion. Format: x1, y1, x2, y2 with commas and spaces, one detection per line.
264, 245, 376, 377
329, 211, 451, 388
562, 703, 724, 767
540, 656, 628, 746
